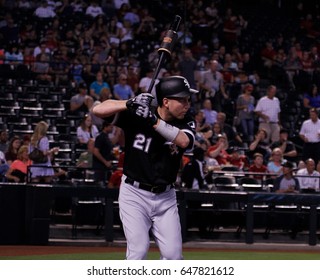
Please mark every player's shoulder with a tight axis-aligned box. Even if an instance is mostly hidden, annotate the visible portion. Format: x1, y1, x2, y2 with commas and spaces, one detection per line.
180, 111, 196, 132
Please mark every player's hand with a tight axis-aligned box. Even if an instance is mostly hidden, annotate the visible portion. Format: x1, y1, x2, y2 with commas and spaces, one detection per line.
126, 93, 157, 125
126, 93, 154, 111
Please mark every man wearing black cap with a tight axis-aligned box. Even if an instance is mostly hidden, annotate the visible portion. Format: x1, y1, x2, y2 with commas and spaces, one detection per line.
273, 161, 300, 193
93, 75, 196, 260
269, 128, 297, 161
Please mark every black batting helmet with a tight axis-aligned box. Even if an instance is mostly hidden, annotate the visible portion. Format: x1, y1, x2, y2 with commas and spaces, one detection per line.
155, 76, 198, 105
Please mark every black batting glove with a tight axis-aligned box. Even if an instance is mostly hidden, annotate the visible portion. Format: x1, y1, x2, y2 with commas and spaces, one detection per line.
126, 93, 158, 125
126, 93, 154, 112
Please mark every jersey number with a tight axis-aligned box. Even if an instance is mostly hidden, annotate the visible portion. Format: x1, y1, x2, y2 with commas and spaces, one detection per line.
133, 134, 152, 153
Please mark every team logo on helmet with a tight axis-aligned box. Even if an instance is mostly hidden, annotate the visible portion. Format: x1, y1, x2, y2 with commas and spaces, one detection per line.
183, 78, 190, 89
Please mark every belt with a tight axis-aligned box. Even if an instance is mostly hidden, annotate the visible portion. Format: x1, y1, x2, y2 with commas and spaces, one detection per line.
124, 176, 174, 194
260, 121, 278, 124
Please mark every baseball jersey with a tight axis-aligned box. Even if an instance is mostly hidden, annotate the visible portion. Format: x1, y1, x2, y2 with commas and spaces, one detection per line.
114, 110, 195, 186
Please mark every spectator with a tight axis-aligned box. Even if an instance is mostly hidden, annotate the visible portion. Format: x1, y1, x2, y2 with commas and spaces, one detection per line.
273, 161, 300, 193
283, 46, 302, 89
113, 0, 130, 10
76, 138, 95, 168
113, 73, 134, 100
108, 151, 125, 188
260, 41, 277, 74
123, 5, 140, 27
5, 43, 23, 65
34, 0, 56, 18
5, 136, 22, 166
248, 152, 268, 182
135, 8, 156, 41
236, 83, 255, 142
254, 85, 281, 143
85, 0, 105, 18
200, 98, 217, 128
92, 121, 117, 183
199, 59, 228, 112
33, 41, 51, 58
210, 122, 228, 146
303, 84, 320, 111
178, 48, 198, 90
90, 87, 113, 130
296, 158, 320, 192
79, 28, 95, 56
181, 147, 206, 190
5, 145, 31, 183
89, 71, 111, 100
119, 19, 134, 43
0, 150, 9, 181
207, 134, 230, 165
29, 121, 59, 183
33, 52, 52, 84
69, 57, 84, 85
267, 147, 285, 176
226, 146, 249, 171
248, 128, 271, 163
49, 50, 70, 85
84, 52, 103, 83
138, 66, 159, 97
299, 107, 320, 164
76, 114, 99, 144
70, 0, 86, 14
0, 130, 9, 153
270, 128, 297, 161
126, 64, 140, 94
70, 82, 94, 115
216, 112, 243, 147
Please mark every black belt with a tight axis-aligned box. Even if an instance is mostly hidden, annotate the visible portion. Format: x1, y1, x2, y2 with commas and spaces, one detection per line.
125, 177, 173, 194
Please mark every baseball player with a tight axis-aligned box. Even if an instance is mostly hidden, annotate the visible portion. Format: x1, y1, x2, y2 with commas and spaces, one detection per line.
93, 75, 197, 260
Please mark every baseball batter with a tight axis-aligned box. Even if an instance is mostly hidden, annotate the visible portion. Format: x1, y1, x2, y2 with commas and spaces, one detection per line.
93, 76, 196, 260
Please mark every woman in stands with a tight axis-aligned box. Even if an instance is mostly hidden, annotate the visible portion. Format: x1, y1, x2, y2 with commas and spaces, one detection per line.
29, 121, 59, 183
303, 84, 320, 111
5, 136, 22, 166
5, 145, 31, 183
236, 83, 255, 143
267, 147, 285, 177
76, 114, 99, 144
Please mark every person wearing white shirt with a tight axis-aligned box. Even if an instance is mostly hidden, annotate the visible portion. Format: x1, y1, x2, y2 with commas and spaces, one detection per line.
299, 107, 320, 164
85, 1, 105, 18
34, 1, 56, 18
296, 158, 320, 192
113, 0, 130, 10
254, 84, 281, 143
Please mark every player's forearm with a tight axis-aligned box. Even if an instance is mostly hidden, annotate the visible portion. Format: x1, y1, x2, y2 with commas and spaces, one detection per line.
93, 99, 127, 118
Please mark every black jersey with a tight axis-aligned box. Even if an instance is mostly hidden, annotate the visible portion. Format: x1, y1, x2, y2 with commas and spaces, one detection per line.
114, 110, 195, 186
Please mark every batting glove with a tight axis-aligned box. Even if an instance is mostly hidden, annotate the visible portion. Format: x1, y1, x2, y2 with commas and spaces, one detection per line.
126, 93, 154, 111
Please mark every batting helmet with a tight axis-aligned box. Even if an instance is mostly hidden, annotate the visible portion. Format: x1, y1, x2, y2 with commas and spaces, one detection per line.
155, 75, 198, 105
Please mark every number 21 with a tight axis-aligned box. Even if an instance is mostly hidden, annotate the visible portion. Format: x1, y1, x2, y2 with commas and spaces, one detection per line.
133, 134, 152, 153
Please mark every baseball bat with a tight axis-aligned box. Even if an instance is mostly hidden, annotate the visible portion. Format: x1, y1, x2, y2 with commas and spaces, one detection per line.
147, 14, 182, 94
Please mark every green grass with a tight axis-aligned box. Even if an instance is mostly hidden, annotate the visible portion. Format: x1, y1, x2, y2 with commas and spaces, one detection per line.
1, 251, 319, 260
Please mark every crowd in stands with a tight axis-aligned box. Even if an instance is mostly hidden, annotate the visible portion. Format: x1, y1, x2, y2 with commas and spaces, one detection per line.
1, 0, 320, 191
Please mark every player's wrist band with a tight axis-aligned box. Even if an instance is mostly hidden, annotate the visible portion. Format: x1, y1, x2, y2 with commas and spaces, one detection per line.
154, 119, 179, 142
